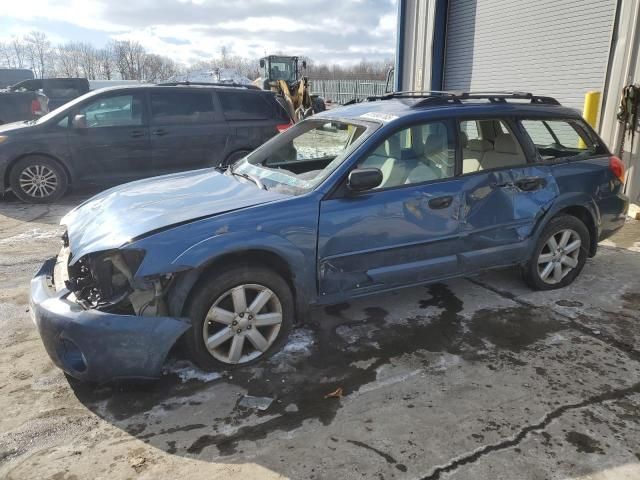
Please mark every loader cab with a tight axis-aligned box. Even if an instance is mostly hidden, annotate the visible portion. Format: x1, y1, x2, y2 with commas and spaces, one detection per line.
259, 56, 305, 84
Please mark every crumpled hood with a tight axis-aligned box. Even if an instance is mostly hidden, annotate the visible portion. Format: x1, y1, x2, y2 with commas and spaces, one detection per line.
62, 168, 287, 263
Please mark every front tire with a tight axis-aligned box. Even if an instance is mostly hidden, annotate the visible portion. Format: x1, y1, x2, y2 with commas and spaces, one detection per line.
522, 214, 590, 290
9, 156, 68, 204
184, 265, 294, 370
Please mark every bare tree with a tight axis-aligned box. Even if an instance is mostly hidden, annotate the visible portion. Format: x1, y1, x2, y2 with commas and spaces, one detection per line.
24, 31, 51, 78
0, 42, 15, 68
55, 43, 82, 77
11, 37, 28, 69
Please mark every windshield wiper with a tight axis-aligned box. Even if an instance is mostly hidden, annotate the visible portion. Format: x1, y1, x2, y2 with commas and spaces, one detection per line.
228, 168, 266, 190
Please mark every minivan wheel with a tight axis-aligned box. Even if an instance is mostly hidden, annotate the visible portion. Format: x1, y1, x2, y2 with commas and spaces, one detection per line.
9, 156, 68, 204
522, 214, 590, 291
184, 265, 294, 370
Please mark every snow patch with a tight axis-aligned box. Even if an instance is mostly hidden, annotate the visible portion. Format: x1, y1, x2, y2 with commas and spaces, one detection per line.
164, 360, 222, 383
0, 228, 63, 244
282, 328, 315, 355
168, 68, 252, 85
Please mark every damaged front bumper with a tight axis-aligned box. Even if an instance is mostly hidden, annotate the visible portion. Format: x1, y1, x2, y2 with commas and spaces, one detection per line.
30, 257, 190, 383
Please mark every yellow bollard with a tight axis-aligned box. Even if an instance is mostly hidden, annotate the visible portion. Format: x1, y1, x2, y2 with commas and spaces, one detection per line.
579, 91, 601, 148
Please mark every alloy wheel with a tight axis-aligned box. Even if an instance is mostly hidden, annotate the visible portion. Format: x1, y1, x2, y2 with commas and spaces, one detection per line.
18, 165, 58, 199
537, 228, 582, 285
202, 283, 283, 364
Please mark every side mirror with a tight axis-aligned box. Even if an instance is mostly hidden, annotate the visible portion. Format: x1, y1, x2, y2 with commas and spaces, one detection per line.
259, 59, 265, 68
302, 60, 307, 69
347, 168, 382, 192
72, 114, 87, 129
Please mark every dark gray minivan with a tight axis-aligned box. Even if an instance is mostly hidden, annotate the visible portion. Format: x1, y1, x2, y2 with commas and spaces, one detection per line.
0, 83, 292, 203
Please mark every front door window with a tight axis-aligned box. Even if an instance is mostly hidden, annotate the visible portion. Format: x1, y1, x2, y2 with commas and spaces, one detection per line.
79, 94, 144, 128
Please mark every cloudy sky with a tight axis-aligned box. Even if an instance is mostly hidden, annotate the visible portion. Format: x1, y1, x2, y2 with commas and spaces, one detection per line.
2, 0, 397, 65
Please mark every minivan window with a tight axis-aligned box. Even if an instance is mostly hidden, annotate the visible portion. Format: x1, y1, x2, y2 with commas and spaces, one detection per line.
150, 91, 215, 125
79, 94, 144, 128
220, 91, 273, 120
521, 119, 597, 161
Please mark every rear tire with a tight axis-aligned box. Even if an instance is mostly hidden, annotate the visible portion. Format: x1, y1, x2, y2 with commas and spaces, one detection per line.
183, 265, 294, 370
522, 214, 590, 290
9, 156, 68, 204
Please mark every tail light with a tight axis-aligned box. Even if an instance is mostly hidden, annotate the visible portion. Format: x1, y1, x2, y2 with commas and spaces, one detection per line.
31, 99, 42, 116
609, 155, 625, 182
276, 122, 293, 133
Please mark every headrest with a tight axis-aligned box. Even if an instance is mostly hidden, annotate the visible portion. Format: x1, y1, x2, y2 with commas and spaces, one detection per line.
458, 131, 468, 147
494, 133, 519, 154
466, 139, 492, 152
411, 126, 425, 155
425, 133, 445, 155
386, 133, 401, 156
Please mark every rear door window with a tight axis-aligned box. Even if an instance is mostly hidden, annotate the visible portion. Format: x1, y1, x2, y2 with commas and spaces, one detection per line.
520, 119, 599, 161
150, 91, 215, 125
220, 91, 274, 120
459, 119, 528, 174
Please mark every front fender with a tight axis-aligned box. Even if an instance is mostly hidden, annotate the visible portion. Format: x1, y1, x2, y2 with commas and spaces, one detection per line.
138, 230, 315, 319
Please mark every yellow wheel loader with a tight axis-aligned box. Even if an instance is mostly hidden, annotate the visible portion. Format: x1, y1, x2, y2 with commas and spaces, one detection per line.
253, 55, 325, 122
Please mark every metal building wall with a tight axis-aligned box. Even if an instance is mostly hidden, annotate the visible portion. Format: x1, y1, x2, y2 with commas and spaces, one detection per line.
443, 0, 618, 111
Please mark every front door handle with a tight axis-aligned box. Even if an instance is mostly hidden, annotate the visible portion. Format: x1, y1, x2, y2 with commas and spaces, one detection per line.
130, 130, 145, 138
428, 195, 453, 209
152, 129, 168, 136
515, 177, 546, 191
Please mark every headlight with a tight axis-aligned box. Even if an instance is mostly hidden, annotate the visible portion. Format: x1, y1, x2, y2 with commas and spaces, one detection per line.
0, 136, 8, 144
67, 249, 145, 310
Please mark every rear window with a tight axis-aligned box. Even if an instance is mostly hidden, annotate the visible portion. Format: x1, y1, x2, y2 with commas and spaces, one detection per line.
150, 91, 215, 125
520, 119, 601, 161
220, 91, 285, 121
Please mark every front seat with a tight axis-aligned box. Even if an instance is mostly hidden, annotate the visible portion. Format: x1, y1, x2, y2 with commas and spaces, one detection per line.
378, 134, 406, 187
405, 133, 446, 184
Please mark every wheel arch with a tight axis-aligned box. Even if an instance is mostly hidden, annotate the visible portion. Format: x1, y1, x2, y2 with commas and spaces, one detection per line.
168, 248, 305, 322
532, 195, 600, 258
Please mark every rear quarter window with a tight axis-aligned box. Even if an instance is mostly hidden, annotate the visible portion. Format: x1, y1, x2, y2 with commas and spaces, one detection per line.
220, 91, 282, 121
520, 119, 603, 161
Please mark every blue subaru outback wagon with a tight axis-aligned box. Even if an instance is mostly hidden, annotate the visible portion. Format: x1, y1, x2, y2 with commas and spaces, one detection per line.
30, 91, 628, 382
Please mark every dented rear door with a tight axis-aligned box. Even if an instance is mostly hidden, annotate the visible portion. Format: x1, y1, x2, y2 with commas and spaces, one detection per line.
457, 165, 559, 272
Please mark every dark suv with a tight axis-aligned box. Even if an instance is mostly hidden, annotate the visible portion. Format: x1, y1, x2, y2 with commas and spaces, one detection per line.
0, 83, 292, 203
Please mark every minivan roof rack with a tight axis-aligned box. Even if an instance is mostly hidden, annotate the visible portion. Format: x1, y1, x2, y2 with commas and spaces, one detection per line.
156, 81, 261, 90
366, 90, 560, 107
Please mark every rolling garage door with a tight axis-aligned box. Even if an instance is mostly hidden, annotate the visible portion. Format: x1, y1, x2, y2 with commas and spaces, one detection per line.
443, 0, 617, 111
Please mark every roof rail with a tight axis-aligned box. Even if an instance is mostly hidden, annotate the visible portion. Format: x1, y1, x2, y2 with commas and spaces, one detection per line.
365, 90, 561, 107
156, 81, 261, 90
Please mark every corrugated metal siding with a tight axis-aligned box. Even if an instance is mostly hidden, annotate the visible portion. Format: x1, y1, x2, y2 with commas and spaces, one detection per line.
443, 0, 617, 111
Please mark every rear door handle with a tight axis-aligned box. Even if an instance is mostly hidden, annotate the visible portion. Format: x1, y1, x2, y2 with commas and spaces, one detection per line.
515, 177, 546, 191
428, 195, 453, 209
130, 130, 145, 138
152, 129, 167, 136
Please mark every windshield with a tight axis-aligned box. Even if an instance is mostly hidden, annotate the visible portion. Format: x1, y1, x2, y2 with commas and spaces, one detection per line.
232, 119, 372, 195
